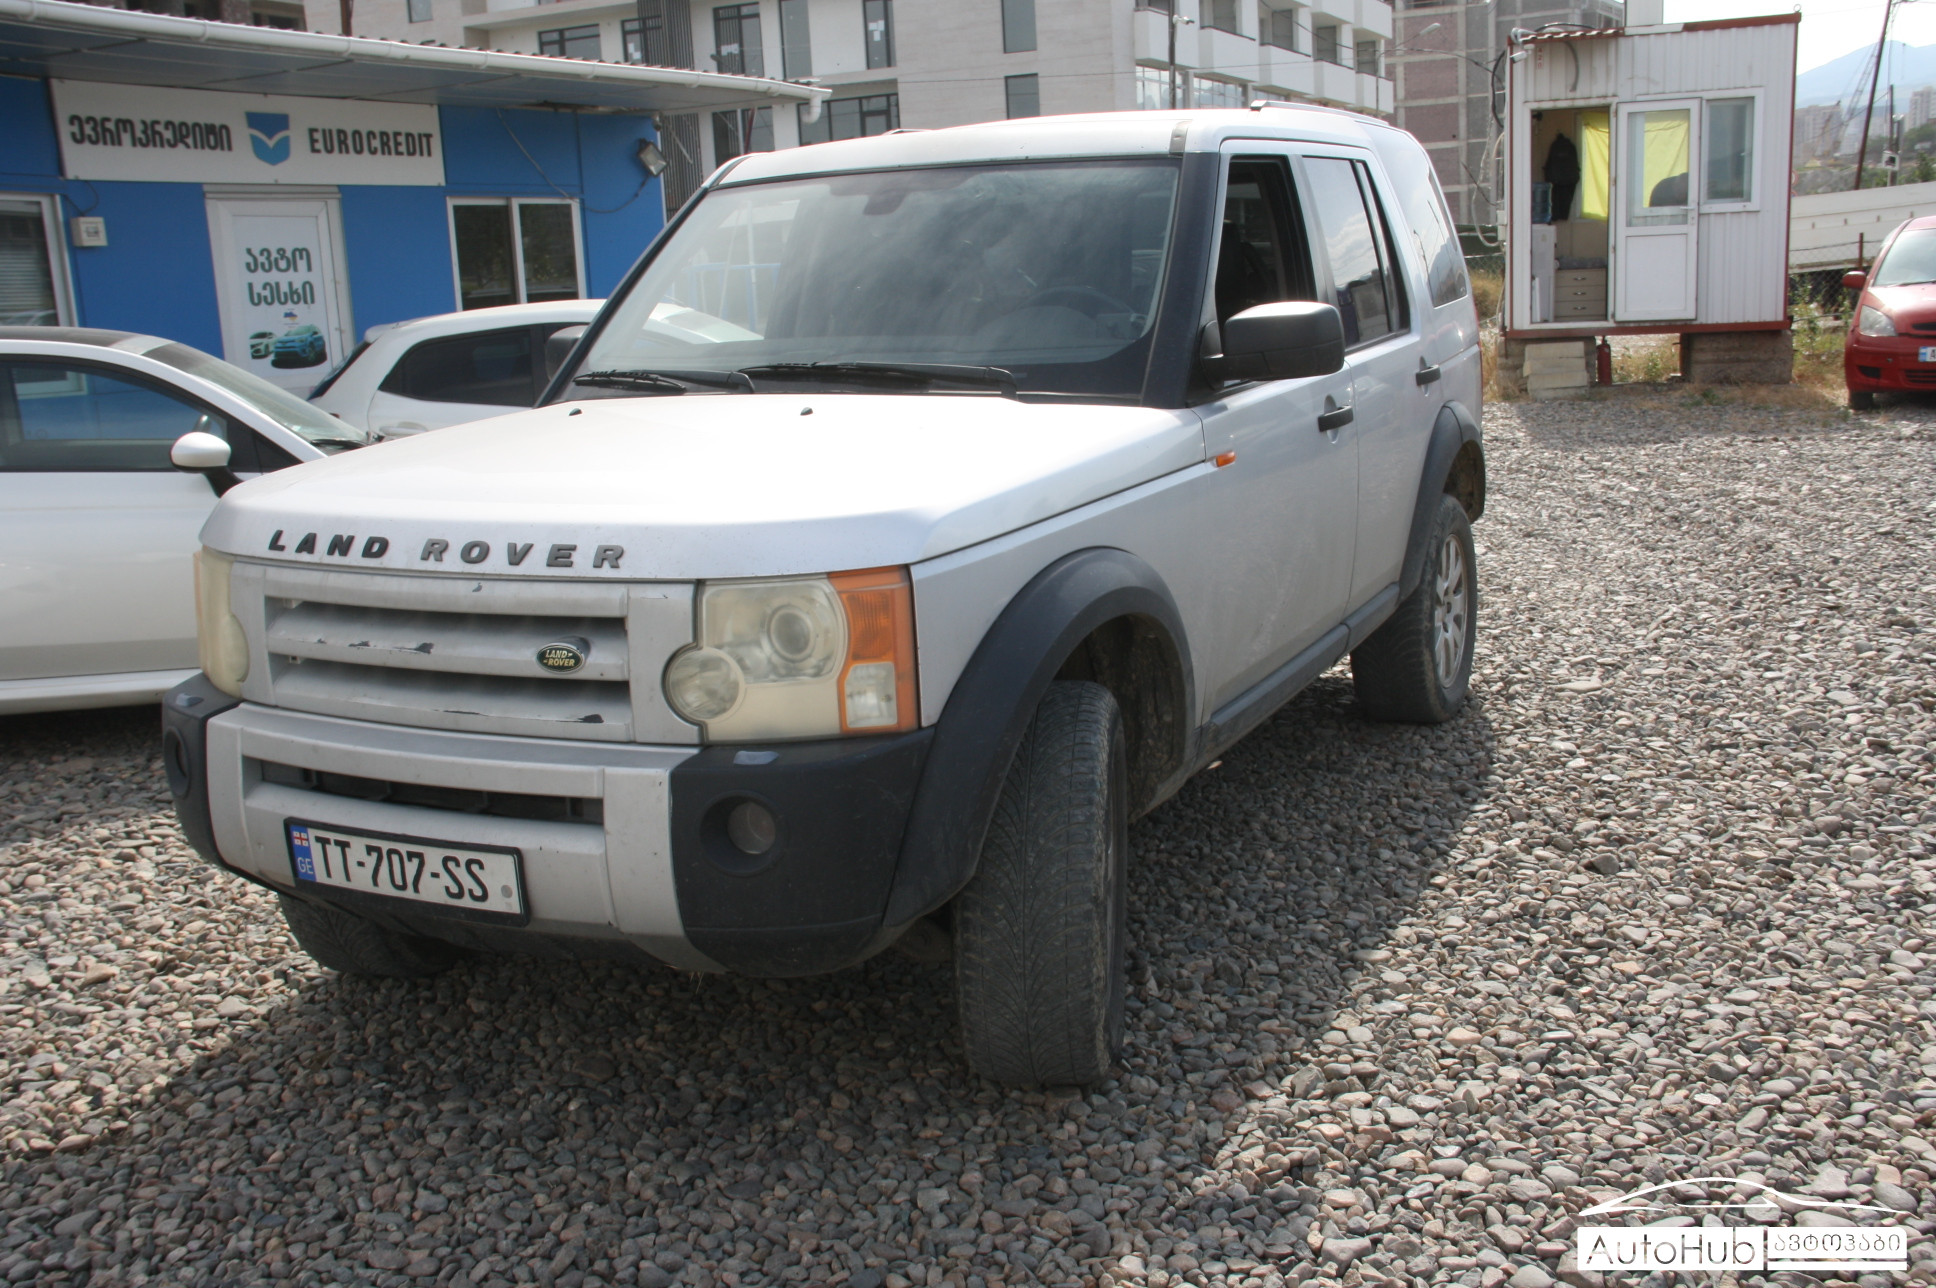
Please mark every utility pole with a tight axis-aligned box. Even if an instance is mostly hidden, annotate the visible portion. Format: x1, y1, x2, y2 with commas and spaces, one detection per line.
1167, 5, 1194, 109
338, 0, 351, 36
1854, 0, 1895, 191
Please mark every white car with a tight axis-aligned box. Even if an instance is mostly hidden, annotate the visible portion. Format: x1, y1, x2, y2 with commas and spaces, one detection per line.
0, 327, 362, 715
309, 301, 603, 438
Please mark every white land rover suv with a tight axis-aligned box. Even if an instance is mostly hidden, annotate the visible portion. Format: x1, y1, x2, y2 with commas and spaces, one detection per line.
164, 107, 1484, 1087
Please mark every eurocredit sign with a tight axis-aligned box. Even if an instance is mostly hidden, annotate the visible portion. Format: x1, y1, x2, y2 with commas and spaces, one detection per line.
50, 80, 445, 186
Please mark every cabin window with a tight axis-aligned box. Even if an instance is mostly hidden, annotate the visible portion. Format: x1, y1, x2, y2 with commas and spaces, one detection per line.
1705, 97, 1754, 204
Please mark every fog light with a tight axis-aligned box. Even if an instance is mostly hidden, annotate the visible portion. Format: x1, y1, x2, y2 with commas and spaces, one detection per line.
725, 800, 777, 856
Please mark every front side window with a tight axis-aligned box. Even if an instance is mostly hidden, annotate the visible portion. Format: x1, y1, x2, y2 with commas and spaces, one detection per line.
1304, 155, 1405, 346
1214, 158, 1316, 328
797, 94, 900, 145
573, 160, 1182, 402
1003, 0, 1036, 51
538, 24, 601, 60
0, 197, 69, 326
714, 107, 775, 162
0, 362, 213, 472
713, 3, 764, 76
864, 0, 895, 68
451, 200, 582, 310
1704, 97, 1754, 203
380, 329, 537, 407
147, 343, 366, 448
1005, 74, 1041, 119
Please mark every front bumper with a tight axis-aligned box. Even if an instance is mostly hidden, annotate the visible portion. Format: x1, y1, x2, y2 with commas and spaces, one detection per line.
1845, 334, 1936, 391
163, 676, 932, 976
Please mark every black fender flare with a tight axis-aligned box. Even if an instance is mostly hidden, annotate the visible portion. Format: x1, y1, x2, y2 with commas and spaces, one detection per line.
882, 548, 1193, 926
1398, 400, 1485, 600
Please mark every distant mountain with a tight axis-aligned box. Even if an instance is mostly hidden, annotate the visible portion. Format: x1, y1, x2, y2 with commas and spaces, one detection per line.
1797, 40, 1936, 107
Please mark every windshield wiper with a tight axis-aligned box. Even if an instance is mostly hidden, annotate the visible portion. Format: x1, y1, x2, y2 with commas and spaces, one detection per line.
737, 361, 1018, 396
573, 368, 754, 394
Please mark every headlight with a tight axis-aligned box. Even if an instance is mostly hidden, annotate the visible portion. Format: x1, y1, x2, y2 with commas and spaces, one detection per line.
664, 567, 917, 741
194, 548, 249, 697
1858, 305, 1897, 337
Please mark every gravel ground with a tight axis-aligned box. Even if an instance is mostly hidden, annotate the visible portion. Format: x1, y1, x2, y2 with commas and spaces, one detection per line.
3, 391, 1935, 1288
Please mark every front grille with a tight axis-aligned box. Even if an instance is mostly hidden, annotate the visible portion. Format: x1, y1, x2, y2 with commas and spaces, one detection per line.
234, 564, 696, 744
258, 760, 603, 824
1906, 370, 1936, 385
1911, 322, 1936, 334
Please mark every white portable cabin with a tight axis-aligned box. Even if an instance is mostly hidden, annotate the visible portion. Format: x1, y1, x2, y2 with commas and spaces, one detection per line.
1504, 14, 1797, 349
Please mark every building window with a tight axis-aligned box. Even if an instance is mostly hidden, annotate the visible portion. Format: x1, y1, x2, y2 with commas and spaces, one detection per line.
1313, 23, 1340, 65
1195, 77, 1246, 108
1134, 64, 1182, 111
1261, 5, 1297, 51
1204, 0, 1240, 34
1354, 37, 1380, 75
713, 107, 775, 162
780, 0, 812, 78
406, 0, 430, 21
0, 196, 71, 327
623, 14, 667, 64
713, 3, 764, 76
538, 24, 601, 60
450, 199, 583, 311
1705, 96, 1754, 203
1002, 0, 1036, 52
797, 93, 900, 144
1004, 73, 1040, 118
864, 0, 894, 69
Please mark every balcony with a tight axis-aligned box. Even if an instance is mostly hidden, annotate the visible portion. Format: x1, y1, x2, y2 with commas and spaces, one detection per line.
1131, 5, 1199, 68
1258, 43, 1316, 98
1196, 23, 1257, 86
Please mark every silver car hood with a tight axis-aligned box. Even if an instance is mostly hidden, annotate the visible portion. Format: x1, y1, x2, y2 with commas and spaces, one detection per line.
202, 393, 1207, 578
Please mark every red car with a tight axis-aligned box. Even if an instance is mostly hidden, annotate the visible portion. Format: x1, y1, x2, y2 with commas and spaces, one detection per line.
1844, 214, 1936, 409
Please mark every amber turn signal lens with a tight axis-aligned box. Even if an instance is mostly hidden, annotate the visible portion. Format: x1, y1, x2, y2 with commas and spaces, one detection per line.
830, 566, 918, 733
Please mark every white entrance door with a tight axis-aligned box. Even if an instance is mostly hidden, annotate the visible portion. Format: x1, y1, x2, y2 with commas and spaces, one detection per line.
1614, 100, 1700, 321
206, 196, 352, 394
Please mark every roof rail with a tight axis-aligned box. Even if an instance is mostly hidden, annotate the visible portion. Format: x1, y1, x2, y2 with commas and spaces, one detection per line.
1245, 98, 1366, 119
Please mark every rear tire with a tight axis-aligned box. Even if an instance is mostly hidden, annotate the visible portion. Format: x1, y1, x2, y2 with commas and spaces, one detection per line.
1849, 388, 1877, 410
1351, 492, 1477, 723
954, 681, 1128, 1088
278, 894, 464, 979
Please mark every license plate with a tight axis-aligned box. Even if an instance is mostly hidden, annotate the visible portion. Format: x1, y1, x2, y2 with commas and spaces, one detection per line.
285, 819, 528, 925
1921, 346, 1936, 363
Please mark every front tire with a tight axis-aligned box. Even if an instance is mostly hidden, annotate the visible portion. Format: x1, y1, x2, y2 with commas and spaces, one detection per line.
954, 682, 1128, 1088
278, 894, 465, 979
1849, 388, 1877, 410
1351, 492, 1477, 723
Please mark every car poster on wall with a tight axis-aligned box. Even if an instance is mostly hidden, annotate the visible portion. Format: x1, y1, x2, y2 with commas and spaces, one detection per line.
206, 198, 351, 395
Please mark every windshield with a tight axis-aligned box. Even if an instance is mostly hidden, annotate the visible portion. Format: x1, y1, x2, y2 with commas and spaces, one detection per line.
147, 342, 370, 450
1874, 228, 1936, 287
573, 160, 1181, 401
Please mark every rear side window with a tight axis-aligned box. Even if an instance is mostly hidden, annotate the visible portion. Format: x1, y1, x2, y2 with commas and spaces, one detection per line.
0, 361, 216, 471
1376, 141, 1470, 308
1303, 156, 1408, 347
380, 327, 537, 406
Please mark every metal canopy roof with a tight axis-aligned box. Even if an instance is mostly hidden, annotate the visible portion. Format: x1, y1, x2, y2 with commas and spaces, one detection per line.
0, 0, 828, 111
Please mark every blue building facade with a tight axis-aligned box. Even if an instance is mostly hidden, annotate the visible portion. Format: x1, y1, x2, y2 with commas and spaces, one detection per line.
0, 71, 664, 382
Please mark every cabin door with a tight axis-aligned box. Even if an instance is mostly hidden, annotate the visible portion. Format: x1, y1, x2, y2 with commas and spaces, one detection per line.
1613, 100, 1700, 321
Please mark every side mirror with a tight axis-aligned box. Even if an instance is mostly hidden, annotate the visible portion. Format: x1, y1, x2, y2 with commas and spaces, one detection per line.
545, 324, 589, 383
1843, 270, 1869, 291
171, 428, 240, 496
1202, 302, 1346, 383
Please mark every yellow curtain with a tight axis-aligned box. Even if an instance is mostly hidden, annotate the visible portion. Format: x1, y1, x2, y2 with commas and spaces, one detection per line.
1644, 112, 1691, 205
1580, 111, 1610, 221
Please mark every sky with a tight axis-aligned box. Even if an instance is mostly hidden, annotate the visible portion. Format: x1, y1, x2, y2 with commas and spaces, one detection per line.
1662, 0, 1935, 73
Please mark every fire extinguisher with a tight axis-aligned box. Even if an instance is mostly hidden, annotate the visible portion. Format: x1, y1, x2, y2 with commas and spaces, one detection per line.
1596, 337, 1613, 386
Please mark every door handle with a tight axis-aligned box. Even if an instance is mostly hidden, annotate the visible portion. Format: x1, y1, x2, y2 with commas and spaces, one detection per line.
1415, 363, 1442, 386
1317, 406, 1354, 432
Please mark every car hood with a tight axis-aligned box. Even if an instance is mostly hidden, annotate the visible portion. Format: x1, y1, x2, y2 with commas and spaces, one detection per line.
202, 394, 1206, 579
1866, 281, 1936, 327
